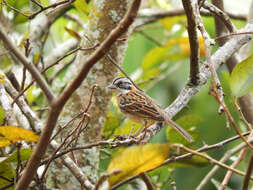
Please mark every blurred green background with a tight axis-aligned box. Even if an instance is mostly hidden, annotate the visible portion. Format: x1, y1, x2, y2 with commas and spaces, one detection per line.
102, 15, 247, 189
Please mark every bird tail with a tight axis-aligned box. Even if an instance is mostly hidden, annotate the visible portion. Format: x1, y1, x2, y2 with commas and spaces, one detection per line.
166, 119, 193, 142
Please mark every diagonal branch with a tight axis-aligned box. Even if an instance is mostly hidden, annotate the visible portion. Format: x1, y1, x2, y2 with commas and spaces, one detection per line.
0, 23, 55, 102
15, 0, 142, 189
242, 153, 253, 190
220, 148, 246, 190
140, 23, 253, 143
201, 1, 237, 33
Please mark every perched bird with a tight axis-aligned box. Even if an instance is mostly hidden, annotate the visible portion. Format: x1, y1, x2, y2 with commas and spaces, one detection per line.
108, 77, 193, 142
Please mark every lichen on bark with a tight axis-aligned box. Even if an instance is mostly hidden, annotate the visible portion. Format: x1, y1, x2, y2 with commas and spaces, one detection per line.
48, 0, 133, 187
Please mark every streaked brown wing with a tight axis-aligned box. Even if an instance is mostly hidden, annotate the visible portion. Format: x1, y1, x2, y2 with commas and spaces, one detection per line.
119, 91, 164, 121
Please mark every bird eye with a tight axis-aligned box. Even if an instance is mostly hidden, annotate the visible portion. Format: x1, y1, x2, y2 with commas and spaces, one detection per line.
117, 81, 123, 87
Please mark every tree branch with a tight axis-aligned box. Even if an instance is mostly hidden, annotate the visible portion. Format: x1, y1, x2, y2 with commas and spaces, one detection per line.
140, 173, 154, 190
182, 0, 200, 85
242, 153, 253, 190
201, 1, 237, 33
1, 72, 94, 189
196, 141, 249, 190
15, 0, 141, 189
136, 8, 246, 28
0, 23, 55, 102
220, 148, 246, 190
137, 23, 253, 143
111, 131, 250, 190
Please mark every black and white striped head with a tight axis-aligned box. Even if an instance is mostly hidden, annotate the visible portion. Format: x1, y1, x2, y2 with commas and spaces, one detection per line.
108, 77, 134, 93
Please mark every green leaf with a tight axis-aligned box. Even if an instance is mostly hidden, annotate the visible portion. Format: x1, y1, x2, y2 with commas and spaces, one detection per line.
141, 68, 161, 81
0, 163, 14, 190
5, 0, 29, 24
142, 36, 205, 72
1, 55, 12, 69
169, 153, 208, 168
176, 114, 203, 128
13, 10, 29, 24
230, 52, 253, 97
0, 106, 5, 125
0, 148, 32, 189
142, 45, 172, 71
156, 0, 171, 9
103, 112, 122, 137
2, 148, 33, 163
73, 0, 88, 15
26, 85, 36, 105
113, 120, 141, 136
40, 0, 49, 6
6, 0, 29, 9
166, 114, 202, 145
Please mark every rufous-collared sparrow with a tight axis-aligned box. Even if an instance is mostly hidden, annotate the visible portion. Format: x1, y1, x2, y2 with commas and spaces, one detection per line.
108, 77, 193, 142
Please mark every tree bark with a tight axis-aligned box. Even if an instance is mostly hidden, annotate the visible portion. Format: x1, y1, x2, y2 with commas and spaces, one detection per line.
48, 0, 133, 187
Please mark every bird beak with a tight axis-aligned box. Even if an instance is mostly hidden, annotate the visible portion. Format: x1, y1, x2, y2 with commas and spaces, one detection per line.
108, 84, 117, 89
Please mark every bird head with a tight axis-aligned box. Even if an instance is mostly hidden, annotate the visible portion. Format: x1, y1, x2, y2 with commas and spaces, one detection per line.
108, 77, 135, 93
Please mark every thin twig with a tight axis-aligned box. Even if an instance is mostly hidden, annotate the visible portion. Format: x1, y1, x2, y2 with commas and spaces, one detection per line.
11, 45, 98, 106
50, 111, 85, 142
41, 113, 88, 180
196, 141, 250, 190
20, 67, 26, 91
2, 0, 75, 20
140, 173, 154, 190
136, 8, 246, 29
41, 131, 250, 167
214, 88, 253, 150
215, 32, 253, 41
42, 85, 96, 180
235, 100, 252, 130
242, 153, 253, 190
196, 1, 253, 150
15, 1, 141, 189
94, 170, 122, 190
111, 132, 251, 190
201, 1, 237, 33
0, 23, 55, 103
219, 148, 246, 190
134, 29, 163, 46
15, 143, 22, 182
195, 0, 226, 116
173, 144, 252, 179
51, 140, 95, 189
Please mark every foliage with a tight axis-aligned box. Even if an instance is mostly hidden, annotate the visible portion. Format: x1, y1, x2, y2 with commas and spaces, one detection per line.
0, 126, 39, 147
107, 144, 170, 186
230, 52, 253, 97
0, 0, 252, 189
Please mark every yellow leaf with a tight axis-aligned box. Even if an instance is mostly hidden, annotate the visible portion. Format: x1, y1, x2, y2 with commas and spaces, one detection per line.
0, 137, 11, 147
199, 37, 206, 57
0, 74, 5, 83
107, 144, 170, 186
161, 16, 186, 31
156, 0, 171, 9
172, 37, 205, 57
0, 126, 39, 144
33, 52, 41, 65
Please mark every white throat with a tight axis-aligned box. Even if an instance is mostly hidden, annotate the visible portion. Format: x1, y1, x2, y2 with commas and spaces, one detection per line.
118, 89, 130, 95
